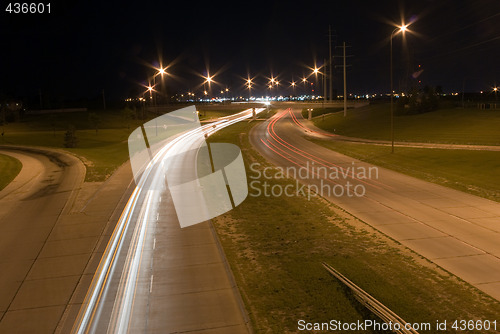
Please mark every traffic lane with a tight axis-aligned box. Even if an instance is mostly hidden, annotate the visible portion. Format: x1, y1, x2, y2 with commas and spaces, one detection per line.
0, 147, 85, 330
0, 149, 44, 203
142, 123, 249, 333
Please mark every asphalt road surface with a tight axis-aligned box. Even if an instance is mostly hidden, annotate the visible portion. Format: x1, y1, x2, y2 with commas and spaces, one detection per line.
72, 109, 262, 333
0, 147, 85, 333
250, 108, 500, 301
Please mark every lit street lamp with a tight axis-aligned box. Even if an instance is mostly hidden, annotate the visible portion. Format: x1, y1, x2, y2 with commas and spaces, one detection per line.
390, 23, 409, 153
310, 65, 324, 100
290, 80, 296, 97
246, 78, 252, 99
302, 77, 308, 96
147, 84, 153, 99
152, 66, 167, 107
203, 73, 214, 100
268, 75, 278, 97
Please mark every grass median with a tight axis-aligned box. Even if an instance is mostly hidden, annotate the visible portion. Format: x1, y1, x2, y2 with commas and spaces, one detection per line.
1, 110, 149, 181
313, 104, 500, 145
207, 120, 500, 333
0, 107, 251, 182
198, 108, 245, 121
301, 107, 343, 119
0, 153, 22, 191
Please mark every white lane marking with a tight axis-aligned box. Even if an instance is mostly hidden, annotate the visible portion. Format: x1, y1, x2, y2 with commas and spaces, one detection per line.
150, 275, 154, 293
153, 238, 156, 250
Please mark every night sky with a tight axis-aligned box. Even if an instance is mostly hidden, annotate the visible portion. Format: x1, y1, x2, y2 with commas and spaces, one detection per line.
1, 0, 499, 102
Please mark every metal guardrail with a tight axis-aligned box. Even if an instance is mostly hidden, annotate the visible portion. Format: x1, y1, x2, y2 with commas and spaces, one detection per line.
322, 262, 419, 334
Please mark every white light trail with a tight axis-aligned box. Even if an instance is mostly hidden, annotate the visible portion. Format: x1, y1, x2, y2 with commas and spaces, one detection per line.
72, 108, 264, 334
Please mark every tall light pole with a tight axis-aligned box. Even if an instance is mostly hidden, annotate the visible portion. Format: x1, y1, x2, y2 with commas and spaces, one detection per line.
390, 23, 408, 153
494, 86, 498, 109
269, 75, 278, 98
151, 67, 166, 109
246, 78, 252, 100
313, 67, 320, 99
156, 67, 167, 105
323, 58, 327, 105
203, 72, 213, 100
343, 42, 347, 117
328, 25, 333, 103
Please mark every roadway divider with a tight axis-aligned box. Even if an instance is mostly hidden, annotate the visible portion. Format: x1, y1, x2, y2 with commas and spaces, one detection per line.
322, 262, 419, 334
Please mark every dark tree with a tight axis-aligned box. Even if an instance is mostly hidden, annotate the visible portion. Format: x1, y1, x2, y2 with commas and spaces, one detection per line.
63, 125, 78, 148
88, 112, 101, 134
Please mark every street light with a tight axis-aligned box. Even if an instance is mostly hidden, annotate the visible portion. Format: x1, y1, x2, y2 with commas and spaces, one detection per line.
153, 67, 167, 106
390, 23, 410, 153
302, 77, 308, 96
311, 66, 324, 100
246, 78, 253, 100
269, 75, 278, 98
203, 72, 214, 99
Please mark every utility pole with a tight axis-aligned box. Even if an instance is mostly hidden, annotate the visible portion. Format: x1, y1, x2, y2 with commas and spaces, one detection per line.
335, 42, 351, 116
102, 89, 106, 110
343, 42, 347, 117
329, 25, 333, 103
324, 58, 327, 107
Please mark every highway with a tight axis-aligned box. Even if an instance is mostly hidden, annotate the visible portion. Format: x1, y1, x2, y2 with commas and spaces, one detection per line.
0, 147, 85, 333
250, 108, 500, 301
73, 108, 262, 334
